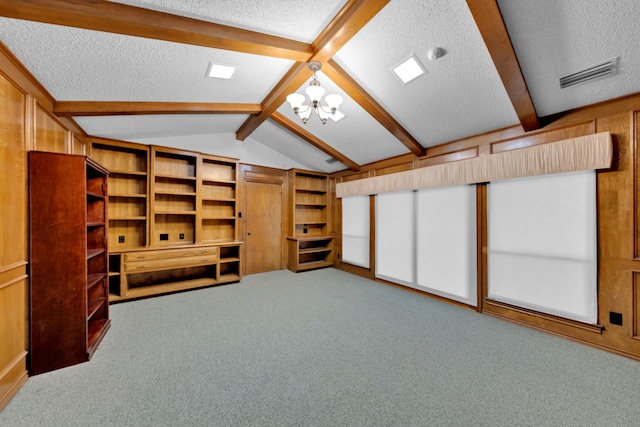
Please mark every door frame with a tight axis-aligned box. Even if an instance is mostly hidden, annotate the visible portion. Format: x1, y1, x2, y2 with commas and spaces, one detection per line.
238, 164, 289, 276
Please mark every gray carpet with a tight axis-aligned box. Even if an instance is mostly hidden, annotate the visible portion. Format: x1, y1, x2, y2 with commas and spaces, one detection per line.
2, 268, 640, 426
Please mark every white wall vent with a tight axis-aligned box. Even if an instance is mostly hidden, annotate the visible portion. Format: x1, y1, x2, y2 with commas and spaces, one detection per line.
559, 57, 618, 89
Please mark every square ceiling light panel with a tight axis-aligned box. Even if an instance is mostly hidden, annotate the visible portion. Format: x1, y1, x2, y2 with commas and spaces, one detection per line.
330, 110, 345, 122
206, 62, 237, 79
391, 54, 426, 84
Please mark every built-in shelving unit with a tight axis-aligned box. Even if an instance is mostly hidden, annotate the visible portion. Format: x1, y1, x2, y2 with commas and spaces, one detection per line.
29, 151, 111, 374
89, 139, 149, 249
151, 146, 198, 246
287, 169, 333, 272
199, 154, 238, 243
88, 140, 242, 302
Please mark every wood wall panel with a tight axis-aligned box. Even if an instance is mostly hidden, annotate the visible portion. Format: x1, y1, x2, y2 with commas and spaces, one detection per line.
491, 121, 595, 154
0, 72, 28, 410
0, 73, 27, 266
35, 104, 68, 153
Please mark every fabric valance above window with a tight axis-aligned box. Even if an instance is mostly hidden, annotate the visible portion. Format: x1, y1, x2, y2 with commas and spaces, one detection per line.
336, 132, 613, 197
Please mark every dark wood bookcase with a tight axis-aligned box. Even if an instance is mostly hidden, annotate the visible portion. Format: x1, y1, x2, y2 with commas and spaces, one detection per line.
29, 151, 111, 375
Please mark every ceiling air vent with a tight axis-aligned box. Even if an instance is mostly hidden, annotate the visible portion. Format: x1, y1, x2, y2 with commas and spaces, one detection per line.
559, 57, 618, 89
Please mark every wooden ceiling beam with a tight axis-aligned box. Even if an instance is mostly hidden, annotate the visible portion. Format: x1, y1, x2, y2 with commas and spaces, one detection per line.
271, 112, 361, 172
236, 0, 390, 141
54, 101, 261, 116
466, 0, 540, 132
323, 59, 426, 158
310, 0, 390, 63
0, 0, 313, 61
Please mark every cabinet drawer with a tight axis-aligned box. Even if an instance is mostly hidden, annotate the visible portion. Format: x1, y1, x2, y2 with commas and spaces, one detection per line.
124, 246, 219, 262
124, 254, 219, 273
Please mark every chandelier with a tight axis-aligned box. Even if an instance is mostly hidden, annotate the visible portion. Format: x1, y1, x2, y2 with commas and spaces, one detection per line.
286, 61, 344, 124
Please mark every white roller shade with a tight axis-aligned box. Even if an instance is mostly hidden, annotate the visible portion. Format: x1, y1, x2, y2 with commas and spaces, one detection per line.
375, 191, 415, 285
416, 185, 477, 306
341, 195, 370, 268
488, 171, 597, 324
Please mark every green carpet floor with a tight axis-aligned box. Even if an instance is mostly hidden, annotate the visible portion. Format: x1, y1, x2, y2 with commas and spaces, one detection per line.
2, 268, 640, 426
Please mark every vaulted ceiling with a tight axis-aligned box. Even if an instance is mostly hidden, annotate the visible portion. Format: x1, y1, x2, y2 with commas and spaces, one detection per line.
0, 0, 638, 173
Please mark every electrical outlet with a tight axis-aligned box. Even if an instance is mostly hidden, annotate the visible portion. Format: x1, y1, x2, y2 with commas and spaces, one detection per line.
303, 227, 308, 234
610, 312, 623, 326
179, 233, 185, 240
160, 233, 169, 241
118, 235, 125, 243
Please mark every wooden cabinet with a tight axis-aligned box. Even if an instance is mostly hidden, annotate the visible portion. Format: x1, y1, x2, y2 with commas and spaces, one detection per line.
108, 243, 240, 301
89, 140, 242, 302
29, 151, 111, 375
287, 169, 333, 272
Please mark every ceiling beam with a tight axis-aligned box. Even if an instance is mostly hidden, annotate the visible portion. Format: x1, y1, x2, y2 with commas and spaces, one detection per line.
0, 0, 313, 61
466, 0, 540, 132
310, 0, 390, 63
323, 59, 426, 158
271, 112, 361, 172
235, 0, 390, 141
54, 101, 261, 116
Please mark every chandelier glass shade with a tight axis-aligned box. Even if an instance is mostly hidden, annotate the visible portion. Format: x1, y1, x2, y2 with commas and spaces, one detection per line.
286, 61, 344, 124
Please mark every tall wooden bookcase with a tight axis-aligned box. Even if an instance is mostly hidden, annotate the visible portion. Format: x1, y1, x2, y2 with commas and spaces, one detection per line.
88, 140, 241, 301
287, 169, 334, 272
29, 151, 111, 375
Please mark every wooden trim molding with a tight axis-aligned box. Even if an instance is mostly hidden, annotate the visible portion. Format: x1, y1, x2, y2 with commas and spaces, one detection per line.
485, 299, 604, 334
336, 132, 613, 197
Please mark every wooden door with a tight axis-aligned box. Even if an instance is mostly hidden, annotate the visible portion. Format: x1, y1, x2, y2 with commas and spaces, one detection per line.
245, 181, 282, 274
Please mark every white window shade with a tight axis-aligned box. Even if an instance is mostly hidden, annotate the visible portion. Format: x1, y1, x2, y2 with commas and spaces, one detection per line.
488, 171, 597, 324
416, 185, 477, 306
341, 196, 370, 268
375, 191, 415, 285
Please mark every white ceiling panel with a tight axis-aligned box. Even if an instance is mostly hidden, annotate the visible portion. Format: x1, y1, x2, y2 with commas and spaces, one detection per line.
253, 120, 347, 174
0, 18, 292, 102
498, 0, 640, 117
111, 0, 347, 43
333, 0, 519, 148
74, 114, 248, 141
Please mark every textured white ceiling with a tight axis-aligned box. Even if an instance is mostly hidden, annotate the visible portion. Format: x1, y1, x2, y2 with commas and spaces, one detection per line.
1, 1, 639, 172
0, 18, 293, 102
111, 0, 347, 43
333, 0, 519, 149
74, 114, 249, 140
498, 0, 640, 117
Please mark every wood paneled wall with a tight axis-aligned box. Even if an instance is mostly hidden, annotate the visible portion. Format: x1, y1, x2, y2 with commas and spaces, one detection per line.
333, 93, 640, 360
0, 43, 86, 410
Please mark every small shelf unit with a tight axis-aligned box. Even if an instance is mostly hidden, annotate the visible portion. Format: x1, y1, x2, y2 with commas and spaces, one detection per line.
287, 169, 333, 272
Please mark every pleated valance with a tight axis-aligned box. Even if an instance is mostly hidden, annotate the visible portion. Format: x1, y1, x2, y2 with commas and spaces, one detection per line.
336, 131, 613, 198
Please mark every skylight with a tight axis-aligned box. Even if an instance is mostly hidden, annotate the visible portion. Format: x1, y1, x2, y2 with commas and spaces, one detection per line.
391, 54, 426, 84
206, 62, 236, 79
